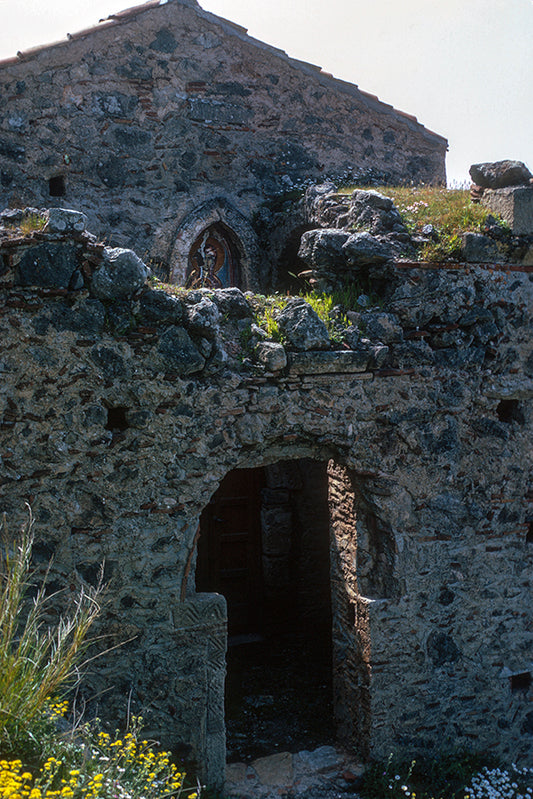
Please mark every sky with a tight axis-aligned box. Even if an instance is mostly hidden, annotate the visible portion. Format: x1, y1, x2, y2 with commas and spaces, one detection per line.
0, 0, 531, 185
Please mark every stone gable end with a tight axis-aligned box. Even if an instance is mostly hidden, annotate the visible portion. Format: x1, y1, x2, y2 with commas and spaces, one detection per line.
0, 0, 446, 287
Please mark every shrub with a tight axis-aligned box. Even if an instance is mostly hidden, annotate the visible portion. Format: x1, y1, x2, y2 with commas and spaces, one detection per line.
0, 719, 199, 799
0, 511, 100, 761
0, 512, 200, 799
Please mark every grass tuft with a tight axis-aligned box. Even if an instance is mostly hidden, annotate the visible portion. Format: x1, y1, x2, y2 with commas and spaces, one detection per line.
0, 511, 200, 798
0, 510, 101, 761
19, 214, 47, 235
337, 186, 500, 261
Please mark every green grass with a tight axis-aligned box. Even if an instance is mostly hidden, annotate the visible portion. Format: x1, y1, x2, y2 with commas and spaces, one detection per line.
382, 186, 491, 261
20, 214, 47, 234
243, 282, 382, 350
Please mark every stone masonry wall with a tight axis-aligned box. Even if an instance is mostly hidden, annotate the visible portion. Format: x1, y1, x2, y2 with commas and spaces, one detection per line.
0, 0, 447, 282
0, 207, 532, 789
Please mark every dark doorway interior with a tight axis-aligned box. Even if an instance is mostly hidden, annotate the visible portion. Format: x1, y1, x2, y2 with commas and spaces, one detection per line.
196, 460, 334, 762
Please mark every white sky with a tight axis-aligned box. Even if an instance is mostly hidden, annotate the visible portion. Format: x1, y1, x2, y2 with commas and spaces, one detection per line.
0, 0, 531, 185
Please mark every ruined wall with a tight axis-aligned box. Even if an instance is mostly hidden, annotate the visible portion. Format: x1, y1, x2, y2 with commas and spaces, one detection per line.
0, 0, 447, 282
0, 208, 532, 788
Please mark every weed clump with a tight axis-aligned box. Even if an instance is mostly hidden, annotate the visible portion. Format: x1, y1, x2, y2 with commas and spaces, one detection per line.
0, 511, 200, 799
360, 752, 532, 799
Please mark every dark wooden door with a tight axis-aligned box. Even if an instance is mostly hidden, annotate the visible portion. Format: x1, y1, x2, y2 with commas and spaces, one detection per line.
196, 468, 265, 636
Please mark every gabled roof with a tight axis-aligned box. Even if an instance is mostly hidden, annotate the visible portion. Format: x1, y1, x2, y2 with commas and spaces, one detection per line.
0, 0, 447, 146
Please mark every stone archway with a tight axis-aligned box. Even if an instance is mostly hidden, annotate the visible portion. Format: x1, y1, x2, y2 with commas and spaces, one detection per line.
168, 198, 261, 290
192, 451, 398, 777
196, 460, 334, 763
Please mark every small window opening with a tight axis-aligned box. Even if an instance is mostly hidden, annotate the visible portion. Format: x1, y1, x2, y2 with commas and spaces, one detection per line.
527, 522, 533, 544
105, 406, 129, 432
496, 399, 524, 425
510, 672, 532, 692
49, 175, 66, 197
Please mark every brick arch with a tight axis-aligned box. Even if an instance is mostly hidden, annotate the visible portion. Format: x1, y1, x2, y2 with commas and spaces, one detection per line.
168, 198, 261, 290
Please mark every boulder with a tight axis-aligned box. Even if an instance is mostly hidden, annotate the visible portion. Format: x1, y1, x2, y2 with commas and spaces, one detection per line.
91, 248, 149, 299
351, 189, 393, 211
139, 288, 184, 325
255, 341, 287, 371
212, 287, 252, 319
469, 160, 532, 189
185, 296, 220, 339
277, 299, 330, 351
342, 232, 393, 265
15, 242, 79, 288
298, 229, 350, 272
46, 208, 87, 234
158, 326, 205, 374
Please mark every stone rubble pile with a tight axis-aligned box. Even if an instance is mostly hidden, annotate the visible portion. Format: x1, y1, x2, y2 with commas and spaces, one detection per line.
0, 204, 530, 383
301, 179, 533, 295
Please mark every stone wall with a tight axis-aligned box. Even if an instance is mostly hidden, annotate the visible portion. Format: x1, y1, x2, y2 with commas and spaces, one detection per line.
0, 208, 532, 789
0, 0, 447, 286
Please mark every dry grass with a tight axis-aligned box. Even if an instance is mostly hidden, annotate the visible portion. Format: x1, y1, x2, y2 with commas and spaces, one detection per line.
339, 186, 498, 261
0, 510, 101, 757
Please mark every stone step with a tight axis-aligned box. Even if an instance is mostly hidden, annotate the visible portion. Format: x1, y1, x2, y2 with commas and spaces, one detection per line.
224, 745, 364, 798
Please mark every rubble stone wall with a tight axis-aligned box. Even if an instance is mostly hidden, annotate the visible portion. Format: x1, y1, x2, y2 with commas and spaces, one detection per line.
0, 211, 532, 789
0, 0, 446, 282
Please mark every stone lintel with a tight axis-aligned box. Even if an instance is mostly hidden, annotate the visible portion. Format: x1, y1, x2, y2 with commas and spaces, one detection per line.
288, 350, 369, 375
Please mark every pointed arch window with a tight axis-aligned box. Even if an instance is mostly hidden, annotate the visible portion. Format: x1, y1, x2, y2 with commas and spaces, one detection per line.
186, 223, 240, 289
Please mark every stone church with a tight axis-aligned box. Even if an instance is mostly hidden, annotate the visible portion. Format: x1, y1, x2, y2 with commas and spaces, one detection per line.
0, 0, 447, 290
4, 1, 532, 794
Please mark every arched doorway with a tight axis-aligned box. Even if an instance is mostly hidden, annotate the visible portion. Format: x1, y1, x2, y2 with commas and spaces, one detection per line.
186, 223, 241, 289
196, 459, 342, 762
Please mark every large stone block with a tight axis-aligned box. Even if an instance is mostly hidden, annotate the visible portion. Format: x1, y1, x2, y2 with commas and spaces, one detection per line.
481, 187, 533, 234
91, 247, 149, 299
15, 242, 79, 288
